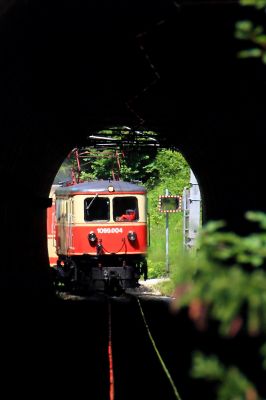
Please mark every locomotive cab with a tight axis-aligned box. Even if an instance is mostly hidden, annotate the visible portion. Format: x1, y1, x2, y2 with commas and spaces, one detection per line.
54, 180, 148, 293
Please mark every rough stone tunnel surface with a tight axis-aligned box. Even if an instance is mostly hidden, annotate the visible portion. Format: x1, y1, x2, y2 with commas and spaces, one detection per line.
0, 0, 266, 296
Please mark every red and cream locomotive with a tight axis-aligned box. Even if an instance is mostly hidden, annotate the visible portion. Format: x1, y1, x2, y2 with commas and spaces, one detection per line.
49, 180, 148, 293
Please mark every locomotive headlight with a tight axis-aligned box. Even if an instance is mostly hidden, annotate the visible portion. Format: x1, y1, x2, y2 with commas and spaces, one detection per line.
128, 231, 137, 242
88, 231, 97, 243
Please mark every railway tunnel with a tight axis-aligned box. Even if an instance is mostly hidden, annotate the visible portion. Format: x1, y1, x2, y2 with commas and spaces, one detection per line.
0, 0, 266, 300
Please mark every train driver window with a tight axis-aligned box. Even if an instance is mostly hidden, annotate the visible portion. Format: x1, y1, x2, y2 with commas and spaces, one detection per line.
84, 197, 110, 221
113, 197, 139, 222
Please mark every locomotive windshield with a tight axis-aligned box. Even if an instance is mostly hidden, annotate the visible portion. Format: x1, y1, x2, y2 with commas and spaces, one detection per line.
84, 197, 110, 221
113, 196, 138, 222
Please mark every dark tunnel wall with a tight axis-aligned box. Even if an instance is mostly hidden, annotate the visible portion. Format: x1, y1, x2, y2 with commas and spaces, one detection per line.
1, 0, 266, 297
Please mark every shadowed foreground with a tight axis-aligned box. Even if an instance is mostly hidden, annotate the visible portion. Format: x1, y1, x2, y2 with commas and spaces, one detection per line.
1, 294, 264, 399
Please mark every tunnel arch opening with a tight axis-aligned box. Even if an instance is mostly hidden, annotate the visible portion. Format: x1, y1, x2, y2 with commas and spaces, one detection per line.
46, 125, 203, 295
0, 0, 248, 301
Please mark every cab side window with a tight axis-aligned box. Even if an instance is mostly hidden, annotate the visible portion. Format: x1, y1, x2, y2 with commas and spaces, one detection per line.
113, 197, 138, 222
84, 197, 110, 221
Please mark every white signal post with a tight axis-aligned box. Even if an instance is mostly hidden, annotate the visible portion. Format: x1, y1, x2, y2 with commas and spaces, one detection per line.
183, 169, 201, 250
158, 191, 182, 276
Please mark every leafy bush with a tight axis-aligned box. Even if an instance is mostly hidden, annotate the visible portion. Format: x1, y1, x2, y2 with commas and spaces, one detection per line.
169, 212, 266, 399
145, 149, 190, 277
235, 1, 266, 64
146, 260, 166, 279
191, 352, 259, 400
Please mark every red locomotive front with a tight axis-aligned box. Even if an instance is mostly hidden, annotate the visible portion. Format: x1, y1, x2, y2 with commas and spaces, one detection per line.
54, 180, 148, 292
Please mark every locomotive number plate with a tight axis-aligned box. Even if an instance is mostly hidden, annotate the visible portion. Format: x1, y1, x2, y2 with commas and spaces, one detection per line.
97, 228, 123, 234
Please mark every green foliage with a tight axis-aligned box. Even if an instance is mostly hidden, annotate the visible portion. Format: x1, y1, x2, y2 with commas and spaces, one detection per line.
261, 343, 266, 369
146, 149, 190, 224
88, 128, 159, 182
145, 149, 189, 190
169, 212, 266, 399
78, 148, 154, 182
240, 0, 266, 8
171, 212, 266, 336
192, 352, 225, 381
147, 260, 166, 279
235, 2, 266, 63
191, 352, 259, 400
145, 150, 190, 277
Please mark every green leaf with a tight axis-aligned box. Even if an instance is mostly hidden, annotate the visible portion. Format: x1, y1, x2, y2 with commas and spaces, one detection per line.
240, 0, 257, 5
191, 352, 225, 381
237, 48, 262, 58
235, 30, 252, 40
235, 20, 254, 32
245, 211, 266, 228
255, 34, 266, 45
254, 25, 265, 35
191, 352, 259, 400
240, 0, 266, 8
260, 343, 266, 369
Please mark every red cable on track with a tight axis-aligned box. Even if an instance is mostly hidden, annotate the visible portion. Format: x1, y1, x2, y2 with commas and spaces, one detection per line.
108, 301, 115, 400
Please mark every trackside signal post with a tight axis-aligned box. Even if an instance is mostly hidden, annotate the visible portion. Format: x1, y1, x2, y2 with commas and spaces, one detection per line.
158, 191, 182, 275
183, 169, 201, 250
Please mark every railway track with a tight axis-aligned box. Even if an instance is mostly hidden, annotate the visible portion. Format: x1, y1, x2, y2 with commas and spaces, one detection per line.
49, 290, 184, 399
2, 291, 223, 400
109, 292, 182, 400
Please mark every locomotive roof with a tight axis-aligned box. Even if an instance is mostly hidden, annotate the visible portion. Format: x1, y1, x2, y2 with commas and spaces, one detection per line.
55, 180, 147, 196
